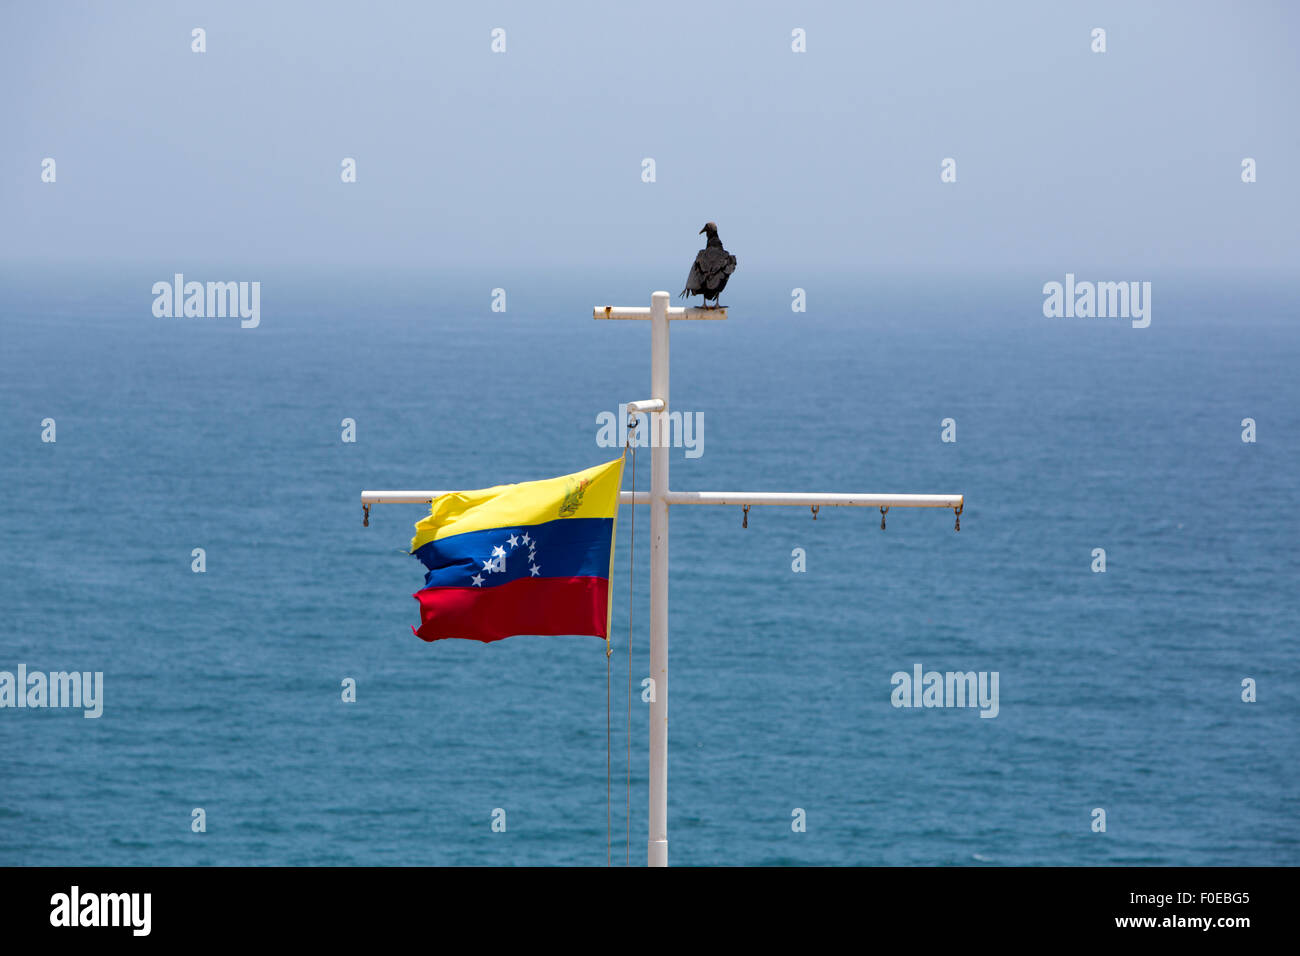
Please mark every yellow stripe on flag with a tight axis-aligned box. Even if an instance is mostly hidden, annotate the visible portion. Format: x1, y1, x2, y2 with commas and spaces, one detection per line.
409, 458, 624, 553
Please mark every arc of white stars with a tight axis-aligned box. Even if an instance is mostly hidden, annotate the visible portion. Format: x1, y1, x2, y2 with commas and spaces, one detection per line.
473, 531, 542, 584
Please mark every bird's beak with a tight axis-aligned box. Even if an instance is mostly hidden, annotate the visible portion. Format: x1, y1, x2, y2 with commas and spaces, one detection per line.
698, 226, 706, 235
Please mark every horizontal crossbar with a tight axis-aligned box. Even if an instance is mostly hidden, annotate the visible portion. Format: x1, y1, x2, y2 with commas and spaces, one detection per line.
665, 491, 962, 508
594, 306, 726, 320
361, 490, 962, 508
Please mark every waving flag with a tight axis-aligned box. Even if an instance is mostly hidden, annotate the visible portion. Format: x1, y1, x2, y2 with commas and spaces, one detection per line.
408, 459, 624, 643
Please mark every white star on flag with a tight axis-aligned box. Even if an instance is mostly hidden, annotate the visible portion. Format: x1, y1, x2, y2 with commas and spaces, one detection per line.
471, 573, 484, 587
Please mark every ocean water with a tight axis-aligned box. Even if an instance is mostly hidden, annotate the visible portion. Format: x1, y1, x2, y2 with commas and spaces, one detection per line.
1, 268, 1297, 866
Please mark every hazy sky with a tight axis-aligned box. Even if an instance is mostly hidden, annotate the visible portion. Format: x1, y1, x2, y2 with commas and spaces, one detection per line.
2, 1, 1297, 276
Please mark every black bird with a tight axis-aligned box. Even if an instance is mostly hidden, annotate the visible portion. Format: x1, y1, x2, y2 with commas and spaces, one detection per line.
679, 222, 737, 307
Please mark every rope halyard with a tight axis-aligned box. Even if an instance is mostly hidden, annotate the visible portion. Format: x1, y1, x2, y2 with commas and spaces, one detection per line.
626, 416, 637, 866
608, 413, 640, 865
606, 625, 611, 866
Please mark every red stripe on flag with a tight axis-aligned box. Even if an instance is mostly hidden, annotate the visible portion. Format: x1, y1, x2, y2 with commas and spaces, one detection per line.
412, 576, 610, 643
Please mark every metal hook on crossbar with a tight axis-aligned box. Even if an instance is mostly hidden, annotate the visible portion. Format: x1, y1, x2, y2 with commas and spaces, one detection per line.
880, 506, 888, 530
362, 503, 370, 527
742, 505, 749, 529
954, 503, 962, 532
811, 505, 819, 521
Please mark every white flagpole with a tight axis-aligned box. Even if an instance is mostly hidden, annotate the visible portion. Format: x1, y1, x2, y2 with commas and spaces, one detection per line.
647, 291, 670, 868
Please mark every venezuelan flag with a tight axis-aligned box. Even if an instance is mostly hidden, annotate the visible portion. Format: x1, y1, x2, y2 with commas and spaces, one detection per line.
409, 459, 624, 643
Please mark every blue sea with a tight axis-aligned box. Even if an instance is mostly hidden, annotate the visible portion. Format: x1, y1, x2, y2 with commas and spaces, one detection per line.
1, 267, 1297, 866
